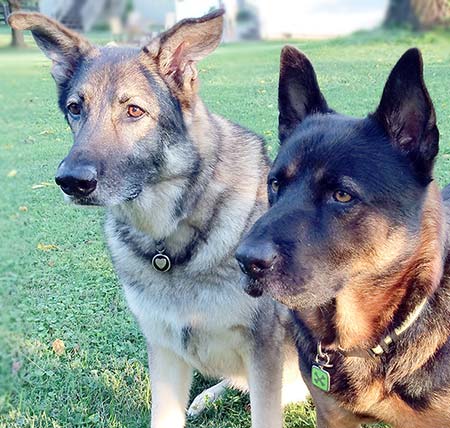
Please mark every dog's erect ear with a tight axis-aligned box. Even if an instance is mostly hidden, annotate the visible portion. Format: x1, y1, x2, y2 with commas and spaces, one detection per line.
278, 46, 330, 143
374, 48, 438, 180
8, 12, 92, 86
142, 9, 224, 107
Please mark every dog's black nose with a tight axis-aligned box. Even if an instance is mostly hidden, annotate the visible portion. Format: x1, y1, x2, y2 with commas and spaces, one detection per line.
55, 163, 97, 197
235, 240, 277, 278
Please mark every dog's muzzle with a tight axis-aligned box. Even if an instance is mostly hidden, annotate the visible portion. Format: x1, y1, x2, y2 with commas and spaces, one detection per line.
235, 239, 278, 297
55, 161, 98, 198
235, 239, 277, 278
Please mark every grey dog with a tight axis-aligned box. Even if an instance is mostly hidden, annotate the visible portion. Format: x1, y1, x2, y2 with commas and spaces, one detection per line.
9, 10, 308, 428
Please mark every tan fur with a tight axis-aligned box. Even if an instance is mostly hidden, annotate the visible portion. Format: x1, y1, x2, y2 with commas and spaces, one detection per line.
311, 380, 450, 428
335, 182, 446, 350
369, 393, 450, 428
142, 11, 223, 110
8, 12, 91, 56
308, 183, 450, 427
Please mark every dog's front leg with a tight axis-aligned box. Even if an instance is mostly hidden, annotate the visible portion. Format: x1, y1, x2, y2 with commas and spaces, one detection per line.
315, 411, 362, 428
247, 346, 283, 428
148, 344, 193, 428
313, 394, 363, 428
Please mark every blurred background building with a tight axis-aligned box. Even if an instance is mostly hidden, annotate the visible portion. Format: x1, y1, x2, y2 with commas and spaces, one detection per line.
6, 0, 449, 47
36, 0, 389, 40
250, 0, 389, 38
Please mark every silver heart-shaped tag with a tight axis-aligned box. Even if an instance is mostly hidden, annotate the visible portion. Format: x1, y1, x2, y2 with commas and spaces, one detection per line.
152, 253, 171, 272
155, 258, 167, 269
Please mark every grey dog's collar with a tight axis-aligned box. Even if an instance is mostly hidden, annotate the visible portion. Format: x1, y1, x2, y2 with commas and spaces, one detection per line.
151, 240, 172, 272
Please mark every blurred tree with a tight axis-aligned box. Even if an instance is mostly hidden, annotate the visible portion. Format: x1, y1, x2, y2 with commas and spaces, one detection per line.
8, 0, 26, 47
385, 0, 450, 30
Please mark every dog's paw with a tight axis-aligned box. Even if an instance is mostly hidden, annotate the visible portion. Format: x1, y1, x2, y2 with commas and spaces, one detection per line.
187, 380, 228, 417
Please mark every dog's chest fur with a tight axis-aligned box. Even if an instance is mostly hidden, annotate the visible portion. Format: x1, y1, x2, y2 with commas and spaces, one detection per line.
104, 116, 272, 378
106, 216, 263, 377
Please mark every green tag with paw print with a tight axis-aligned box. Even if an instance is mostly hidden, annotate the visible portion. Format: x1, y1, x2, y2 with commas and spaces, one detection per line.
311, 364, 331, 392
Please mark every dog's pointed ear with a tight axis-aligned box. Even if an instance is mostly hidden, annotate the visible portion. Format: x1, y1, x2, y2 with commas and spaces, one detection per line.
278, 46, 330, 143
8, 12, 92, 86
374, 48, 438, 180
142, 9, 224, 107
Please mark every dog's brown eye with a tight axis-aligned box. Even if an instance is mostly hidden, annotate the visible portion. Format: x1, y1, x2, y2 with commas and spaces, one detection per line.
127, 105, 145, 118
270, 179, 280, 193
67, 102, 81, 116
333, 190, 353, 203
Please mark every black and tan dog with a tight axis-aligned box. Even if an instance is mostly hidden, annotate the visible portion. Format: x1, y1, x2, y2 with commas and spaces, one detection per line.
236, 47, 450, 427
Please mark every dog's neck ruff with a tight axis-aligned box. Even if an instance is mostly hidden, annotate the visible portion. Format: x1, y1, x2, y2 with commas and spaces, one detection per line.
311, 297, 428, 393
338, 296, 428, 359
359, 296, 428, 358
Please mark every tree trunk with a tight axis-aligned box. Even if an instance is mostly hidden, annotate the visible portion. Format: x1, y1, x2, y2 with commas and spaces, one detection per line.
385, 0, 450, 30
8, 0, 27, 47
385, 0, 418, 28
412, 0, 449, 29
11, 27, 26, 47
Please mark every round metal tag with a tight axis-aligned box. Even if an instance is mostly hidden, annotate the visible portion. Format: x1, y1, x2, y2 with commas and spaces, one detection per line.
152, 253, 172, 272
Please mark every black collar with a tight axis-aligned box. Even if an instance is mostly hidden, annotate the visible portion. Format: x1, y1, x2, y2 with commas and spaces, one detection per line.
318, 297, 428, 362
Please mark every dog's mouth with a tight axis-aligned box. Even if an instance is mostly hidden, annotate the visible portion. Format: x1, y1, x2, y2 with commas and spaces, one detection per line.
243, 269, 345, 311
68, 196, 102, 206
240, 269, 327, 310
240, 271, 288, 299
240, 275, 265, 298
63, 187, 142, 207
62, 190, 104, 206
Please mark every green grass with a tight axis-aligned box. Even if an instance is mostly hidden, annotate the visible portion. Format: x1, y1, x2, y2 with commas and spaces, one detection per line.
1, 26, 450, 427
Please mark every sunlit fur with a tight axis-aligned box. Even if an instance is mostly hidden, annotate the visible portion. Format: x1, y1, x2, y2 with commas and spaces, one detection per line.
8, 11, 309, 428
237, 46, 450, 427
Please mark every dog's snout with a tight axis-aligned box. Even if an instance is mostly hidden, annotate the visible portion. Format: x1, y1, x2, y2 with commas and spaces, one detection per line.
235, 240, 277, 278
55, 163, 98, 197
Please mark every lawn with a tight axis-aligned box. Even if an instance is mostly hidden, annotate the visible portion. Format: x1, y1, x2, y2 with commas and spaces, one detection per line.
1, 26, 450, 428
